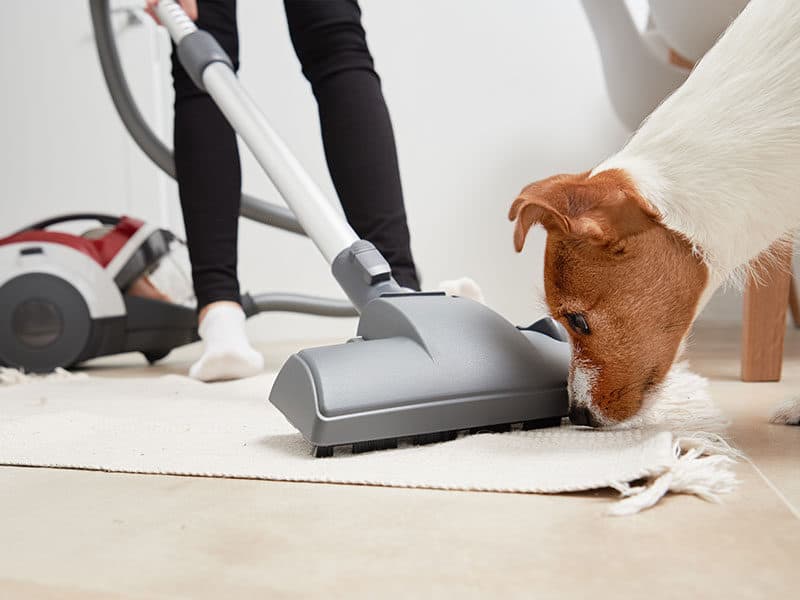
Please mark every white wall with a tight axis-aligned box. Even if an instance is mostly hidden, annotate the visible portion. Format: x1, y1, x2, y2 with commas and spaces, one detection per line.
1, 1, 174, 229
2, 1, 766, 345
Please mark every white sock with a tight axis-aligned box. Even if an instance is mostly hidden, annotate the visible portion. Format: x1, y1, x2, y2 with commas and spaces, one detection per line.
189, 304, 264, 382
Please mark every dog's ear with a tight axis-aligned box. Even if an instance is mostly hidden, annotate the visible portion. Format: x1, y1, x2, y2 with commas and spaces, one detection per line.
508, 170, 659, 252
508, 185, 571, 252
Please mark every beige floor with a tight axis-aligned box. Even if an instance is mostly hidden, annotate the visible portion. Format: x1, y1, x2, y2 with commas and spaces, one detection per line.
1, 325, 798, 599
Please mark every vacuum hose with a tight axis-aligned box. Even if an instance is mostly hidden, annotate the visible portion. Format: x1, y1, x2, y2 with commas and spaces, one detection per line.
242, 293, 358, 318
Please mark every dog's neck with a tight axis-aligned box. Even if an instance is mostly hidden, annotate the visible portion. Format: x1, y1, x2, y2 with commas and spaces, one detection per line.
595, 0, 800, 305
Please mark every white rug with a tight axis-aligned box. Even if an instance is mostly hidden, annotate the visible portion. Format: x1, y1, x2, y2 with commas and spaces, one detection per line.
0, 364, 738, 516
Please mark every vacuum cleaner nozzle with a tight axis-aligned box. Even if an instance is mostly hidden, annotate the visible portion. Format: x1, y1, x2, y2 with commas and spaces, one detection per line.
269, 293, 571, 456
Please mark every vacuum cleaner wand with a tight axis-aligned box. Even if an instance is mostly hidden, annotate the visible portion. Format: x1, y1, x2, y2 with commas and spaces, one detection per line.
156, 0, 570, 456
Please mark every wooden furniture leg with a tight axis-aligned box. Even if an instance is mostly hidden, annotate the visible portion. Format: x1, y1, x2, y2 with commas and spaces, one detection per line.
741, 243, 793, 381
790, 271, 800, 328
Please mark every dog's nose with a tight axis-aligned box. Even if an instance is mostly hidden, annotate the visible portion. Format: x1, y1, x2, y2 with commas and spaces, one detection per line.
569, 405, 590, 426
569, 405, 600, 427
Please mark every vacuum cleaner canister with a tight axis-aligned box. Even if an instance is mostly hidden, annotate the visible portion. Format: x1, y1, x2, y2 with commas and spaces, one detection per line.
270, 293, 571, 456
0, 214, 197, 372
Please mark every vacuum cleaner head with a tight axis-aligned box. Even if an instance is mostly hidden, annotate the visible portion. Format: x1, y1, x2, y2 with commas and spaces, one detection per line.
270, 293, 571, 456
0, 214, 197, 372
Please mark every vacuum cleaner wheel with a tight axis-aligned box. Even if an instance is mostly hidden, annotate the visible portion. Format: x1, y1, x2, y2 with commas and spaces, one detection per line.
143, 349, 172, 364
0, 273, 92, 373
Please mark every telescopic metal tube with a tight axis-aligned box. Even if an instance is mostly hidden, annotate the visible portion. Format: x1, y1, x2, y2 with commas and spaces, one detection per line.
200, 64, 360, 263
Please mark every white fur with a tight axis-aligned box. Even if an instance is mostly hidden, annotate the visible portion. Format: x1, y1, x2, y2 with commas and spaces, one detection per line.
437, 277, 486, 304
769, 397, 800, 425
594, 0, 800, 301
568, 360, 600, 406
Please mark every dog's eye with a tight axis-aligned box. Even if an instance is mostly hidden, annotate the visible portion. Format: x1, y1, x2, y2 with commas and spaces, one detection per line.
565, 313, 590, 335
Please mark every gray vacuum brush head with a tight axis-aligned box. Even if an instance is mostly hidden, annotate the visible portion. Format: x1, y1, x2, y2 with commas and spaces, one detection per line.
269, 293, 571, 456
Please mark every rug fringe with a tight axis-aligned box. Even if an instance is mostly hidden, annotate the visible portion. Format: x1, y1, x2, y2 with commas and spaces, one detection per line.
607, 433, 740, 516
0, 367, 87, 386
769, 396, 800, 425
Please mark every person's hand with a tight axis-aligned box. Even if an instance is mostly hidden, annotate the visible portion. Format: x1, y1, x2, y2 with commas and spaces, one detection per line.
145, 0, 198, 24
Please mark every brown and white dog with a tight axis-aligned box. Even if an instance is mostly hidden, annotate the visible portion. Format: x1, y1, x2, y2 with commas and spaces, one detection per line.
509, 0, 800, 427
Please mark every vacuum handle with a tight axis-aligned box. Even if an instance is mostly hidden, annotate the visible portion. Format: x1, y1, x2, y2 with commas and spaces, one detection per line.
153, 0, 197, 43
16, 213, 120, 234
153, 0, 359, 265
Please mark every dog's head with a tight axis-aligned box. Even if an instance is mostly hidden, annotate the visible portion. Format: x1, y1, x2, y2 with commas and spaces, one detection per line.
509, 169, 709, 426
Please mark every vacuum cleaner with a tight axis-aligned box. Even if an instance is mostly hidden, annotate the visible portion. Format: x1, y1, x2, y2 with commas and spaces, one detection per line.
74, 1, 569, 457
0, 213, 198, 372
0, 212, 353, 372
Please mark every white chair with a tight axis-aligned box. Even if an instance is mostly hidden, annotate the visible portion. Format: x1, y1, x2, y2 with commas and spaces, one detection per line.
580, 0, 687, 130
580, 0, 748, 130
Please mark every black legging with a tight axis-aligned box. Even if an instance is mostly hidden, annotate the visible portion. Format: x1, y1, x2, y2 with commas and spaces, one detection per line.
172, 0, 419, 310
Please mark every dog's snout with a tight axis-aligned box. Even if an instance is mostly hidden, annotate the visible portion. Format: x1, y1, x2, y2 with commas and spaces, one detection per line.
569, 405, 602, 427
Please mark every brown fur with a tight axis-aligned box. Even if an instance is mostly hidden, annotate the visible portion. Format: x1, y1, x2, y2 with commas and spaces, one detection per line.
509, 170, 708, 423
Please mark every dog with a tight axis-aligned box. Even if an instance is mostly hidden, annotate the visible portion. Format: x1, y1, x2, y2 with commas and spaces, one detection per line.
509, 0, 800, 427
